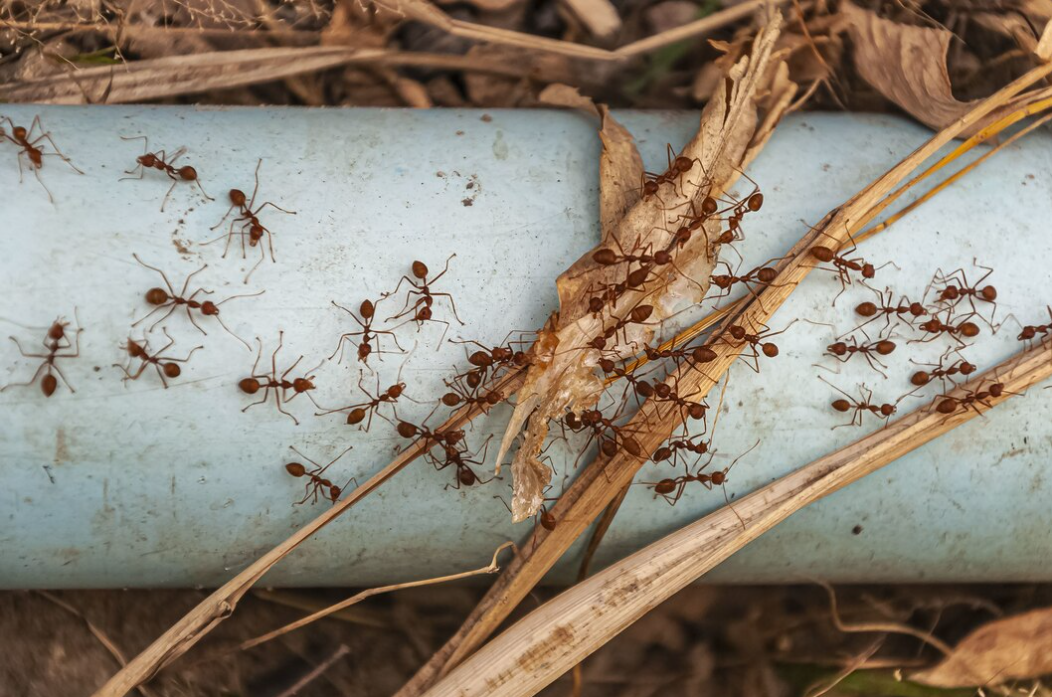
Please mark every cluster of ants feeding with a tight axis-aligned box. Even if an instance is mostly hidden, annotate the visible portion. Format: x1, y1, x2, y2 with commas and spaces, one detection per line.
0, 116, 1035, 535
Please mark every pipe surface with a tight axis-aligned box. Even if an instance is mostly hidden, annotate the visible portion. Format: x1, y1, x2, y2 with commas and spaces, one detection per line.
0, 105, 1050, 588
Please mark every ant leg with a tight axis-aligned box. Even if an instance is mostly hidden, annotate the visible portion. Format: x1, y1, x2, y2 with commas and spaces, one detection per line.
133, 253, 178, 297
9, 336, 49, 359
1, 361, 48, 391
244, 243, 266, 284
161, 180, 178, 212
273, 391, 300, 425
210, 204, 237, 232
428, 292, 465, 325
242, 386, 273, 413
255, 201, 296, 216
29, 161, 55, 204
211, 314, 251, 351
182, 306, 208, 336
35, 133, 83, 174
179, 264, 208, 299
281, 355, 304, 381
113, 360, 148, 383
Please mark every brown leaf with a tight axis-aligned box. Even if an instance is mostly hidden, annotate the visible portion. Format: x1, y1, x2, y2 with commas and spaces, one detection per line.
911, 607, 1052, 687
841, 2, 1031, 132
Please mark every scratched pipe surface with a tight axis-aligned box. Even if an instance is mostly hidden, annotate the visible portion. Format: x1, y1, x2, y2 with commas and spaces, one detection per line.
0, 106, 1050, 589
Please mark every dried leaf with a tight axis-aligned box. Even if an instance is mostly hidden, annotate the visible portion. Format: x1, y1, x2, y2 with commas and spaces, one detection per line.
1038, 16, 1052, 62
561, 0, 622, 40
911, 608, 1052, 687
842, 2, 1031, 132
496, 11, 786, 522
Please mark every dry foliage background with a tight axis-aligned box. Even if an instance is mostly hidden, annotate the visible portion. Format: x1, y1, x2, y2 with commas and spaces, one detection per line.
3, 1, 1052, 697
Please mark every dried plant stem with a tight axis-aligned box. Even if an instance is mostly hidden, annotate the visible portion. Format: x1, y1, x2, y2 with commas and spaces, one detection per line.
396, 59, 1052, 697
236, 543, 511, 652
274, 644, 350, 697
419, 339, 1052, 697
90, 371, 520, 697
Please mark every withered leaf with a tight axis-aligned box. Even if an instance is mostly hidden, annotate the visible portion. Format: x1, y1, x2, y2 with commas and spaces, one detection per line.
911, 607, 1052, 687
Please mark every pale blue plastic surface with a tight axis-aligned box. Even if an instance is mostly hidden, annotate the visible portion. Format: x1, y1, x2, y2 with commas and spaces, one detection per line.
0, 105, 1050, 588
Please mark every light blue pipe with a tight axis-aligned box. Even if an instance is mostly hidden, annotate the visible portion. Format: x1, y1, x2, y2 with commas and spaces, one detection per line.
0, 105, 1050, 588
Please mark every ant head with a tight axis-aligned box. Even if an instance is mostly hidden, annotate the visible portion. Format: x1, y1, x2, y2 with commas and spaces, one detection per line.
879, 404, 896, 417
126, 339, 146, 357
238, 378, 261, 395
229, 189, 247, 206
654, 250, 672, 266
981, 285, 997, 301
441, 392, 462, 407
48, 321, 67, 341
444, 429, 465, 445
359, 299, 375, 319
701, 197, 718, 215
909, 302, 926, 316
592, 248, 618, 265
139, 153, 157, 167
492, 347, 513, 361
486, 390, 502, 405
146, 288, 170, 305
200, 300, 219, 316
654, 479, 676, 495
177, 165, 198, 181
875, 340, 896, 356
162, 363, 182, 379
911, 371, 931, 387
41, 374, 57, 397
328, 485, 342, 501
388, 383, 405, 398
589, 336, 607, 351
1020, 326, 1037, 340
710, 470, 727, 486
856, 301, 877, 317
960, 361, 977, 375
347, 408, 367, 425
861, 263, 876, 279
293, 377, 313, 392
412, 260, 429, 279
654, 382, 672, 399
598, 358, 615, 373
564, 412, 581, 429
642, 180, 659, 197
940, 286, 960, 301
358, 343, 372, 359
711, 274, 732, 289
762, 342, 779, 358
920, 318, 941, 332
832, 398, 852, 412
396, 421, 418, 438
673, 156, 694, 173
989, 383, 1005, 398
828, 342, 847, 356
747, 192, 764, 212
588, 297, 605, 314
810, 247, 835, 263
469, 350, 494, 368
416, 306, 433, 321
285, 462, 306, 477
960, 321, 980, 338
12, 126, 27, 140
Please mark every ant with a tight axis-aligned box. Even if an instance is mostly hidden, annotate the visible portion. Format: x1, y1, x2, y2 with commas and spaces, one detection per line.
928, 262, 998, 319
450, 333, 533, 384
315, 369, 413, 430
591, 238, 699, 289
385, 255, 465, 340
640, 144, 697, 200
441, 378, 503, 411
563, 408, 643, 460
207, 159, 296, 283
121, 136, 213, 211
631, 376, 709, 426
852, 287, 927, 336
808, 245, 881, 304
330, 299, 405, 364
1016, 306, 1052, 345
395, 414, 468, 457
709, 259, 782, 305
239, 332, 324, 425
2, 314, 82, 397
284, 445, 356, 505
935, 381, 1007, 416
1, 115, 83, 202
433, 437, 498, 490
587, 304, 655, 352
819, 376, 897, 428
909, 350, 977, 388
824, 335, 896, 377
114, 329, 202, 389
716, 321, 792, 371
643, 442, 759, 527
651, 433, 711, 471
132, 254, 260, 349
914, 312, 981, 346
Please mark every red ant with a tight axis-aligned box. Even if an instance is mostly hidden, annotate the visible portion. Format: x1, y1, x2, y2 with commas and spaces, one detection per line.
934, 381, 1007, 416
1, 115, 83, 202
909, 350, 977, 388
432, 436, 498, 490
651, 433, 711, 471
562, 408, 643, 461
824, 335, 896, 377
640, 144, 697, 200
330, 298, 405, 364
284, 445, 356, 505
315, 369, 414, 430
2, 314, 82, 397
631, 375, 709, 426
441, 377, 503, 411
808, 245, 881, 304
395, 414, 468, 458
914, 312, 981, 346
928, 262, 998, 319
587, 304, 655, 352
591, 238, 700, 289
385, 255, 465, 340
114, 329, 202, 389
207, 159, 296, 283
1016, 306, 1052, 345
716, 321, 792, 371
121, 136, 213, 211
819, 376, 897, 428
852, 287, 927, 336
239, 332, 324, 425
643, 442, 759, 527
450, 333, 533, 385
709, 259, 783, 306
132, 254, 260, 349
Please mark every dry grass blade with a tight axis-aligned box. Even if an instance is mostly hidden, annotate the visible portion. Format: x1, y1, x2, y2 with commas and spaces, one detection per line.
0, 47, 541, 104
615, 0, 786, 57
236, 543, 511, 652
418, 339, 1052, 697
90, 371, 520, 697
396, 55, 1052, 697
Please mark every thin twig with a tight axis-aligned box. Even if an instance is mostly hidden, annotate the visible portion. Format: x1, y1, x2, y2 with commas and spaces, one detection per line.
274, 644, 351, 697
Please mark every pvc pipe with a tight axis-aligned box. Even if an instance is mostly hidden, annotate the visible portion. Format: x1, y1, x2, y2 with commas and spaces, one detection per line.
1, 105, 1050, 588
